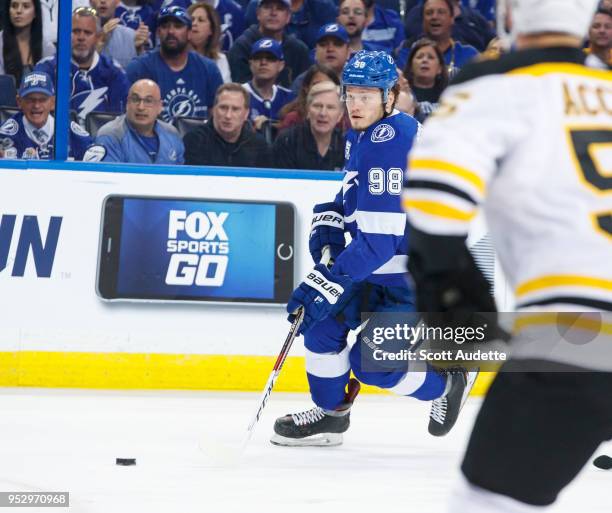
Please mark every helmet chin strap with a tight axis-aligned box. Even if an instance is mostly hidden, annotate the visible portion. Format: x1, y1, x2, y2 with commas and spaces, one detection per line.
382, 89, 394, 118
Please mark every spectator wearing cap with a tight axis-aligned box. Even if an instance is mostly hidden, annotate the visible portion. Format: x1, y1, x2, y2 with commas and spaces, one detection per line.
403, 0, 494, 55
96, 79, 184, 164
229, 0, 310, 87
155, 0, 245, 52
396, 0, 478, 75
35, 6, 129, 125
337, 0, 375, 54
242, 38, 296, 137
0, 71, 105, 161
126, 6, 223, 123
291, 23, 351, 93
183, 82, 271, 167
586, 8, 612, 67
90, 0, 150, 70
360, 0, 405, 53
243, 0, 337, 49
273, 80, 344, 171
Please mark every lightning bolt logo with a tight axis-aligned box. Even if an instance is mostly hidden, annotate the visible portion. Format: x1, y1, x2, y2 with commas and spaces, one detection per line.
76, 87, 108, 119
342, 170, 358, 195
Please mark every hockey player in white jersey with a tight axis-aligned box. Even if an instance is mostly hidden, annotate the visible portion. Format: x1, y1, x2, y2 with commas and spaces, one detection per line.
271, 50, 477, 447
403, 0, 611, 510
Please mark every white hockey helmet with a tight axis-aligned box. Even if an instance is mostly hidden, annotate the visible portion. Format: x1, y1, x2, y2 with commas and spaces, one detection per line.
498, 0, 600, 41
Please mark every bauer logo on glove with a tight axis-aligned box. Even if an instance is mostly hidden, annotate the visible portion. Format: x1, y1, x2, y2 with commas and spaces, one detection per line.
305, 269, 344, 304
287, 263, 353, 334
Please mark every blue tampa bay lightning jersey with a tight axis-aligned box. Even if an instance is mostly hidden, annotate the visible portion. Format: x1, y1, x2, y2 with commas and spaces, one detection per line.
331, 111, 420, 287
126, 49, 224, 122
116, 2, 156, 31
242, 82, 296, 122
34, 53, 130, 122
0, 112, 104, 161
361, 5, 405, 53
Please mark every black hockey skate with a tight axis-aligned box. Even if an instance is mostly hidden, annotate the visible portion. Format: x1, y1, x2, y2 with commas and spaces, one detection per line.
271, 378, 361, 447
428, 367, 479, 437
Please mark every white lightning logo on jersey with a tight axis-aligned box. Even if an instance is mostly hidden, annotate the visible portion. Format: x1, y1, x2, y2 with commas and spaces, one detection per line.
77, 87, 108, 119
342, 171, 359, 195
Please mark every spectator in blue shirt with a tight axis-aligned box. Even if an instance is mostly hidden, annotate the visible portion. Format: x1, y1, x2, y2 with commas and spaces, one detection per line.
96, 79, 185, 164
35, 7, 130, 124
155, 0, 246, 52
115, 0, 156, 34
126, 6, 223, 122
361, 0, 405, 53
337, 0, 375, 54
396, 0, 478, 75
228, 0, 311, 87
90, 0, 150, 69
242, 38, 295, 136
403, 0, 494, 53
244, 0, 337, 48
291, 23, 351, 92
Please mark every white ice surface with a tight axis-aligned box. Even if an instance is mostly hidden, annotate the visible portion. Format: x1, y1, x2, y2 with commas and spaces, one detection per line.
0, 388, 608, 513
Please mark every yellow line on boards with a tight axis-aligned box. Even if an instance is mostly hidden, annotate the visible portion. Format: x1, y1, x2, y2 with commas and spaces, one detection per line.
0, 351, 495, 396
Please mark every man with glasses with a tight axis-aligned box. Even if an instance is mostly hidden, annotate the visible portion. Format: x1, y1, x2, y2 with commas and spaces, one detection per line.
229, 0, 310, 87
0, 71, 106, 161
271, 50, 475, 447
95, 79, 184, 164
35, 6, 130, 125
126, 6, 223, 123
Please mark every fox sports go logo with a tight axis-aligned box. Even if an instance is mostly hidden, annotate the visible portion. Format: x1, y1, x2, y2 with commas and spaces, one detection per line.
165, 210, 230, 287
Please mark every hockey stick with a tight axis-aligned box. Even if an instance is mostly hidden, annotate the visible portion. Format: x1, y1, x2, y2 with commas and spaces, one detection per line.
240, 246, 332, 450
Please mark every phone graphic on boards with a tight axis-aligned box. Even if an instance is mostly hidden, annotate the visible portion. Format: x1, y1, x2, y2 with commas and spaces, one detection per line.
96, 195, 295, 304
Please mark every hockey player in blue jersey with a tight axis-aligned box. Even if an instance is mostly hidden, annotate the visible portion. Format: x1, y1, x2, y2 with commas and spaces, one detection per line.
0, 72, 106, 161
271, 50, 477, 447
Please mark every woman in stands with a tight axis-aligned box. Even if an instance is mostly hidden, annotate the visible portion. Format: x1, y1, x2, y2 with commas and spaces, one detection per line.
187, 2, 231, 83
273, 81, 345, 171
278, 62, 340, 130
0, 0, 54, 86
402, 37, 448, 119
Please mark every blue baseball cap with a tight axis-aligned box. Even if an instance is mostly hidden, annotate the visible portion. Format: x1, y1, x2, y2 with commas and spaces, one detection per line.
19, 71, 55, 97
257, 0, 291, 8
250, 38, 284, 60
316, 23, 349, 45
158, 5, 192, 28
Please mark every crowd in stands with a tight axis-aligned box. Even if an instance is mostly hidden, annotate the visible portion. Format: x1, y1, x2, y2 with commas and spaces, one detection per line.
0, 0, 610, 169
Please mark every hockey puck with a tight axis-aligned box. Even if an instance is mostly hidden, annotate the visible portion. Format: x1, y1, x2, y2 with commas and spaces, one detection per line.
116, 458, 136, 466
593, 455, 612, 470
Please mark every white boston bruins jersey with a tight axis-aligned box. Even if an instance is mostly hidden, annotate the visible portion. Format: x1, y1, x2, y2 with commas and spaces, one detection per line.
404, 47, 612, 312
